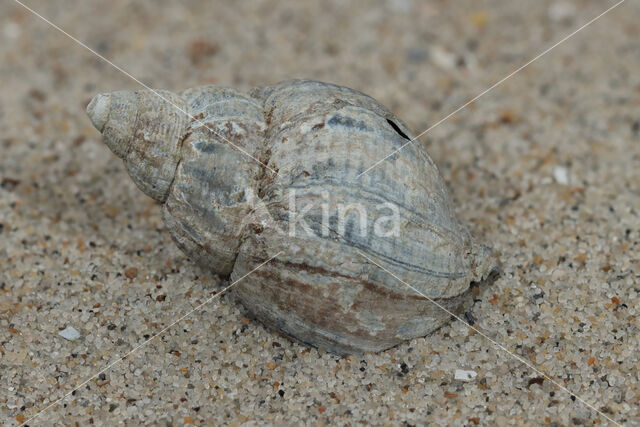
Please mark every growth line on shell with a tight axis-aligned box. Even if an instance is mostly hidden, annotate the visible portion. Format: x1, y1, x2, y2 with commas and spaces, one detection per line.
356, 0, 626, 178
354, 249, 620, 426
11, 0, 278, 177
18, 252, 282, 427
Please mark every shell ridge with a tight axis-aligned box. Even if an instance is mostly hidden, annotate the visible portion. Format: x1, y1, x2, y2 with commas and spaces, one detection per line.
164, 119, 189, 202
338, 239, 467, 279
286, 180, 464, 245
122, 93, 142, 159
192, 97, 263, 112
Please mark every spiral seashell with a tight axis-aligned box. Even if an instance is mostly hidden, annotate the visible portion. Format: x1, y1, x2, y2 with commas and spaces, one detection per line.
87, 79, 497, 354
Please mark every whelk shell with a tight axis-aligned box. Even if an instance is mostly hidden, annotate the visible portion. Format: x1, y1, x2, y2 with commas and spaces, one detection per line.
87, 79, 497, 354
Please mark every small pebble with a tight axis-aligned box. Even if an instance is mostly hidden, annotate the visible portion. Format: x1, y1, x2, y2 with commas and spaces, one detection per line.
553, 166, 569, 185
58, 326, 81, 341
454, 369, 478, 381
124, 267, 138, 279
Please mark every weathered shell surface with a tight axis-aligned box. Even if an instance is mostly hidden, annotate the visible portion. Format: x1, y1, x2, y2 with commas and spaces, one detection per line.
87, 79, 496, 354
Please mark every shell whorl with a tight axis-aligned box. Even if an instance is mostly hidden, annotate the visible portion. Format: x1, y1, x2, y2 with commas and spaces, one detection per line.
162, 86, 265, 275
87, 90, 187, 202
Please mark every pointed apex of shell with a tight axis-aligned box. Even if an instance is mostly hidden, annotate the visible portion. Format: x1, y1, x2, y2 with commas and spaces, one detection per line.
86, 93, 111, 132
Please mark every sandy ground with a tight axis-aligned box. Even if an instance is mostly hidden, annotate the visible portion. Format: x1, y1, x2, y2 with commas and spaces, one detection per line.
1, 0, 639, 425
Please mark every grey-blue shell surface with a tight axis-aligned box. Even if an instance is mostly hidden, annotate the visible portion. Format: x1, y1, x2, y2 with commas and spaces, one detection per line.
87, 80, 496, 354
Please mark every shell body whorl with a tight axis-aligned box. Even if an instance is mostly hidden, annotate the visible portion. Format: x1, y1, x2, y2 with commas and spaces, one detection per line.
87, 79, 497, 354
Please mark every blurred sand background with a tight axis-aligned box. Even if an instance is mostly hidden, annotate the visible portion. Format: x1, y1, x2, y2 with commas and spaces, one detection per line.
1, 0, 639, 425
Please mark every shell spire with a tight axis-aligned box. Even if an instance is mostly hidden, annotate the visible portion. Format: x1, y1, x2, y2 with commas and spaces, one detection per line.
87, 90, 188, 201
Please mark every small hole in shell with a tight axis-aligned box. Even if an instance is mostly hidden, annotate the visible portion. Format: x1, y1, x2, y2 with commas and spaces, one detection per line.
386, 119, 410, 140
